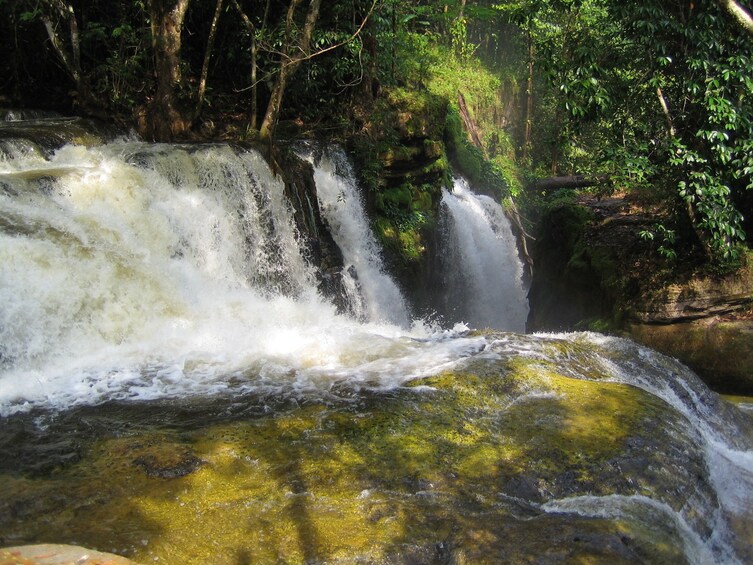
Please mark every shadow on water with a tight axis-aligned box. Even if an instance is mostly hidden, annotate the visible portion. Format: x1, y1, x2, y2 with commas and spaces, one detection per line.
0, 406, 168, 556
0, 355, 749, 563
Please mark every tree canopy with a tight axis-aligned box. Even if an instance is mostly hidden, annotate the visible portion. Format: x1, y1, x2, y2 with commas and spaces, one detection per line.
1, 0, 752, 263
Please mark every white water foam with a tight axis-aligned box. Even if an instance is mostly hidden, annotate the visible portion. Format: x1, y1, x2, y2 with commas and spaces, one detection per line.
439, 178, 528, 331
0, 140, 478, 415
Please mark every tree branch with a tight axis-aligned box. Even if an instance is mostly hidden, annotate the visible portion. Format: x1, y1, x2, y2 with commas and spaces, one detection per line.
283, 0, 377, 67
717, 0, 753, 37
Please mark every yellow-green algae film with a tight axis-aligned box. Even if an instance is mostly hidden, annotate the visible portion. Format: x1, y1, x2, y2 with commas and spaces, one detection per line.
0, 355, 703, 564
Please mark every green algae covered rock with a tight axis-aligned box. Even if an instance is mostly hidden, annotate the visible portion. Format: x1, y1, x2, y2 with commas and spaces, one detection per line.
1, 332, 751, 564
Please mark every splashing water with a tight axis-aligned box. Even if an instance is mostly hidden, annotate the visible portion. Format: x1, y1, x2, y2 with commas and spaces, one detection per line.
497, 331, 753, 565
438, 177, 528, 331
0, 139, 474, 416
301, 145, 410, 326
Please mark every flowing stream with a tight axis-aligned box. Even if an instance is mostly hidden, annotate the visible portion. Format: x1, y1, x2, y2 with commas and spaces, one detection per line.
0, 121, 752, 564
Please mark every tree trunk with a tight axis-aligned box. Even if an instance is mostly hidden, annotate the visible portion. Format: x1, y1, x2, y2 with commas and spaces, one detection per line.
259, 0, 322, 144
194, 0, 224, 122
717, 0, 753, 36
458, 92, 484, 150
39, 0, 98, 111
232, 0, 271, 130
528, 174, 609, 192
148, 0, 191, 141
656, 86, 675, 137
522, 30, 534, 162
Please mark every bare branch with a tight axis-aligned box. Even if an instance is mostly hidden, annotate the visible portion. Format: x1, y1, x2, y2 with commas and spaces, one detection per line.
290, 0, 377, 66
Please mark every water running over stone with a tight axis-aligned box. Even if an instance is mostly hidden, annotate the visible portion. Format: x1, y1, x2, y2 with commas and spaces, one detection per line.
301, 145, 410, 326
0, 138, 470, 415
438, 177, 528, 331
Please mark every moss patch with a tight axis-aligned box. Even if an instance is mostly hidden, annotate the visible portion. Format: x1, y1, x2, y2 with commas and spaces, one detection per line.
0, 347, 715, 563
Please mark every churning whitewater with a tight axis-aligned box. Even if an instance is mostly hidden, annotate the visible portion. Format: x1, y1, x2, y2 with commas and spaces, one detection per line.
0, 139, 480, 416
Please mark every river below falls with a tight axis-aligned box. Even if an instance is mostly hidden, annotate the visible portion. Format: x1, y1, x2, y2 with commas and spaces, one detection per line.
1, 331, 753, 564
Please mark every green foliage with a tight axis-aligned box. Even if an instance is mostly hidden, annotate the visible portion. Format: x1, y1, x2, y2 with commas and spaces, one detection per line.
610, 1, 753, 263
640, 225, 678, 262
490, 0, 753, 265
6, 0, 750, 268
445, 106, 510, 198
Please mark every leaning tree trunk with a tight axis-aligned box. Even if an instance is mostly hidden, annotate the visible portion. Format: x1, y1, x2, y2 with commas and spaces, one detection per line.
717, 0, 753, 36
39, 0, 101, 113
194, 0, 224, 122
148, 0, 191, 141
259, 0, 322, 144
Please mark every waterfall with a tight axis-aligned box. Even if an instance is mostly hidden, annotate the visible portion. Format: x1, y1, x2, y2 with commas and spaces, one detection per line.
0, 137, 476, 416
1, 124, 752, 565
438, 177, 528, 331
302, 145, 409, 327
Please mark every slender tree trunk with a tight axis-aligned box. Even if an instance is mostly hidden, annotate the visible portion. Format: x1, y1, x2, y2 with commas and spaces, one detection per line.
259, 0, 322, 144
458, 92, 483, 150
522, 30, 534, 162
656, 86, 675, 137
250, 33, 258, 130
458, 0, 467, 19
148, 0, 191, 140
194, 0, 224, 121
39, 0, 95, 109
232, 0, 271, 130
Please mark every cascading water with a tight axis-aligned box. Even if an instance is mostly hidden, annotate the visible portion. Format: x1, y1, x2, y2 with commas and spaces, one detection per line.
0, 136, 476, 415
438, 177, 528, 331
300, 145, 409, 327
0, 121, 752, 565
510, 332, 753, 565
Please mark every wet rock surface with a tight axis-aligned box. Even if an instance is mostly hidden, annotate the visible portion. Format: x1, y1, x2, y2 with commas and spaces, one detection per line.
0, 333, 750, 564
0, 544, 138, 564
528, 193, 753, 393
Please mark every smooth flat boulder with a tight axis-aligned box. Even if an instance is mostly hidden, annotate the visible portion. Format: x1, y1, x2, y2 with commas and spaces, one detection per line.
0, 544, 138, 565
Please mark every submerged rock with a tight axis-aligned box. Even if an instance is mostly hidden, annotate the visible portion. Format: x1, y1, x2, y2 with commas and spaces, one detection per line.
0, 333, 751, 564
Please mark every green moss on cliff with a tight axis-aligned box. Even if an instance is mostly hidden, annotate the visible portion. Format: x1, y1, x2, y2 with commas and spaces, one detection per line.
445, 106, 512, 198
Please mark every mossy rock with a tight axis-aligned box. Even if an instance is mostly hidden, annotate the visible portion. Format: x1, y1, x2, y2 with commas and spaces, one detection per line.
630, 316, 753, 394
0, 333, 749, 563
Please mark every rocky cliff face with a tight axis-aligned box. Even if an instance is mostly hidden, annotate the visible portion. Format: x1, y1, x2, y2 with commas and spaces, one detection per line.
528, 193, 753, 394
273, 145, 350, 312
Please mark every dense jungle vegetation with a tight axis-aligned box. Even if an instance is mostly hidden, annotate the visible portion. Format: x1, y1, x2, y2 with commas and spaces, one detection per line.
2, 0, 753, 267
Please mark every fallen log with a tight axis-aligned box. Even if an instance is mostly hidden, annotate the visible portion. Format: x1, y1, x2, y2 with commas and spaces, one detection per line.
528, 174, 609, 192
